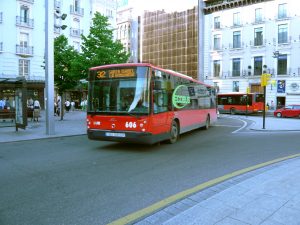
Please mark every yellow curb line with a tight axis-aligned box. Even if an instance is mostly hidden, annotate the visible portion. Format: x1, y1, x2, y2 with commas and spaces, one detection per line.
108, 153, 300, 225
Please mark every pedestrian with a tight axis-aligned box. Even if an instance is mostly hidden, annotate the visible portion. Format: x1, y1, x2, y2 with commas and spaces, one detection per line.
71, 100, 75, 111
56, 99, 61, 116
271, 100, 275, 110
65, 100, 71, 112
33, 99, 41, 122
0, 98, 4, 109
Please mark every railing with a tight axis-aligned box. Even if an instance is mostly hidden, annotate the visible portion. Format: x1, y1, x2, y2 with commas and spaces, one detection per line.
16, 45, 34, 56
252, 17, 266, 24
250, 39, 267, 48
16, 16, 34, 28
70, 28, 83, 37
0, 12, 3, 23
0, 42, 3, 52
70, 5, 84, 16
229, 42, 243, 50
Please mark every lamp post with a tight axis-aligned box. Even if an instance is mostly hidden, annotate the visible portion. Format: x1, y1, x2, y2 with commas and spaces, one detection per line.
45, 0, 55, 135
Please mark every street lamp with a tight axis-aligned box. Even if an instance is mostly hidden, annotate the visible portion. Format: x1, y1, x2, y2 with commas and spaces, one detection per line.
45, 0, 55, 135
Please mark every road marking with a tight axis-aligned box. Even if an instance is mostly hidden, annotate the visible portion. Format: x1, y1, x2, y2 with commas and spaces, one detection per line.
107, 153, 300, 225
213, 124, 241, 128
232, 118, 248, 133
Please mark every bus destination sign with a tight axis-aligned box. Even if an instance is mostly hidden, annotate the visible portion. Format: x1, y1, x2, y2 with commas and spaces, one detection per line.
96, 69, 135, 79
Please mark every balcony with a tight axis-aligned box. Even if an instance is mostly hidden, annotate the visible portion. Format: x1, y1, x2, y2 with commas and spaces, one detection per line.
70, 28, 83, 37
70, 5, 84, 16
229, 42, 244, 51
18, 0, 34, 3
276, 13, 291, 21
250, 39, 266, 48
16, 16, 34, 29
16, 45, 34, 56
252, 17, 266, 25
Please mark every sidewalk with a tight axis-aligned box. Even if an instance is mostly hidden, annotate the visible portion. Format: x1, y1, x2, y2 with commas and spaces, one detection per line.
239, 114, 300, 131
0, 110, 86, 143
134, 155, 300, 225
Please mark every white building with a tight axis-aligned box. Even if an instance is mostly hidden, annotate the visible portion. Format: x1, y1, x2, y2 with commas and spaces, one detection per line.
203, 0, 300, 107
116, 0, 139, 62
0, 0, 117, 108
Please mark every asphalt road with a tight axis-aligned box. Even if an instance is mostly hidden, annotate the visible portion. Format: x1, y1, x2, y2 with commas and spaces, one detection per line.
1, 117, 300, 225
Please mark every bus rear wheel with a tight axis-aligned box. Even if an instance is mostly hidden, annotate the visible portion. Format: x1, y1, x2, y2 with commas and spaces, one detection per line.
168, 120, 179, 144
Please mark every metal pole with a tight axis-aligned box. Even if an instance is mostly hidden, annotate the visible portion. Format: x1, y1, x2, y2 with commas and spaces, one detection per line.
262, 85, 266, 129
198, 0, 204, 82
45, 0, 55, 134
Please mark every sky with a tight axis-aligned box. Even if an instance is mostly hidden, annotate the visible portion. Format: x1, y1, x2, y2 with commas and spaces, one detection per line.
119, 0, 198, 13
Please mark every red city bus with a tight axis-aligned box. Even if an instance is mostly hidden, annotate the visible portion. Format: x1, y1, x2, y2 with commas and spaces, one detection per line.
87, 63, 217, 144
217, 92, 264, 115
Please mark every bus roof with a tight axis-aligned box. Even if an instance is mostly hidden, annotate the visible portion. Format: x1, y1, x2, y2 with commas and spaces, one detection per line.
89, 63, 213, 88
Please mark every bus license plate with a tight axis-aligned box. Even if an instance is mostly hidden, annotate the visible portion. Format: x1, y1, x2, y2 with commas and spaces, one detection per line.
105, 132, 125, 137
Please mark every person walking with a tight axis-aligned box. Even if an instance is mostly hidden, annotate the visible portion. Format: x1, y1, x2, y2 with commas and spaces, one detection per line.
33, 99, 41, 122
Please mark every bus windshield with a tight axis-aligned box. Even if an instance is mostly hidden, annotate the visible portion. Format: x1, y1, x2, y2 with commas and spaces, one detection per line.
88, 66, 150, 115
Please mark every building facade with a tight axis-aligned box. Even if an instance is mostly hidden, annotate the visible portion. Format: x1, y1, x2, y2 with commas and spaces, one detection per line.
203, 0, 300, 107
0, 0, 117, 109
116, 0, 139, 63
141, 8, 199, 79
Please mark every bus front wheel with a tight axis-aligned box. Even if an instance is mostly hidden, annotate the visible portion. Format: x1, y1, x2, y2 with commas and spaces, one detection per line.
168, 120, 179, 144
230, 108, 236, 115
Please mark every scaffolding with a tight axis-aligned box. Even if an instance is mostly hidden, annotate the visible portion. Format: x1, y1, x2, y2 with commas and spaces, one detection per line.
142, 7, 198, 79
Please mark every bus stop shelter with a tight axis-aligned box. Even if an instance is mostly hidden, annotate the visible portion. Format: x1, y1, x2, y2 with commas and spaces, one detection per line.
0, 77, 28, 130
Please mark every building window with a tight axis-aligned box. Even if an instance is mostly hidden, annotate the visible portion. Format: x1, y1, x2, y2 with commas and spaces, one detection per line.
254, 56, 263, 75
278, 3, 287, 19
233, 81, 239, 92
233, 12, 240, 26
19, 59, 30, 77
255, 8, 262, 23
20, 32, 29, 47
232, 58, 240, 77
20, 5, 29, 23
214, 16, 220, 29
213, 60, 220, 77
254, 27, 263, 46
277, 54, 287, 75
233, 31, 241, 48
213, 34, 221, 50
74, 0, 80, 12
278, 24, 288, 44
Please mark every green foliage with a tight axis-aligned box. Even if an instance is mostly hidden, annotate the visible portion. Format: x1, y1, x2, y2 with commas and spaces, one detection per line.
54, 35, 80, 94
54, 13, 130, 92
80, 12, 130, 77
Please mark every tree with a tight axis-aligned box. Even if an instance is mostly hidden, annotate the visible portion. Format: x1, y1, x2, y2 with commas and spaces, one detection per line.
54, 35, 80, 120
79, 12, 130, 78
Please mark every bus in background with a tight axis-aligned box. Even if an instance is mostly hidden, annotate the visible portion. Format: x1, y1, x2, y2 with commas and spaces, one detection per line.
217, 92, 264, 115
87, 63, 217, 144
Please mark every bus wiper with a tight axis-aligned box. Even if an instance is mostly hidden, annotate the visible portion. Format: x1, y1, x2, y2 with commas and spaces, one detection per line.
124, 111, 140, 119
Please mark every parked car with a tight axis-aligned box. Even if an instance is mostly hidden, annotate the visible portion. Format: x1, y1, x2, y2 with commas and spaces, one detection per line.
274, 104, 300, 118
